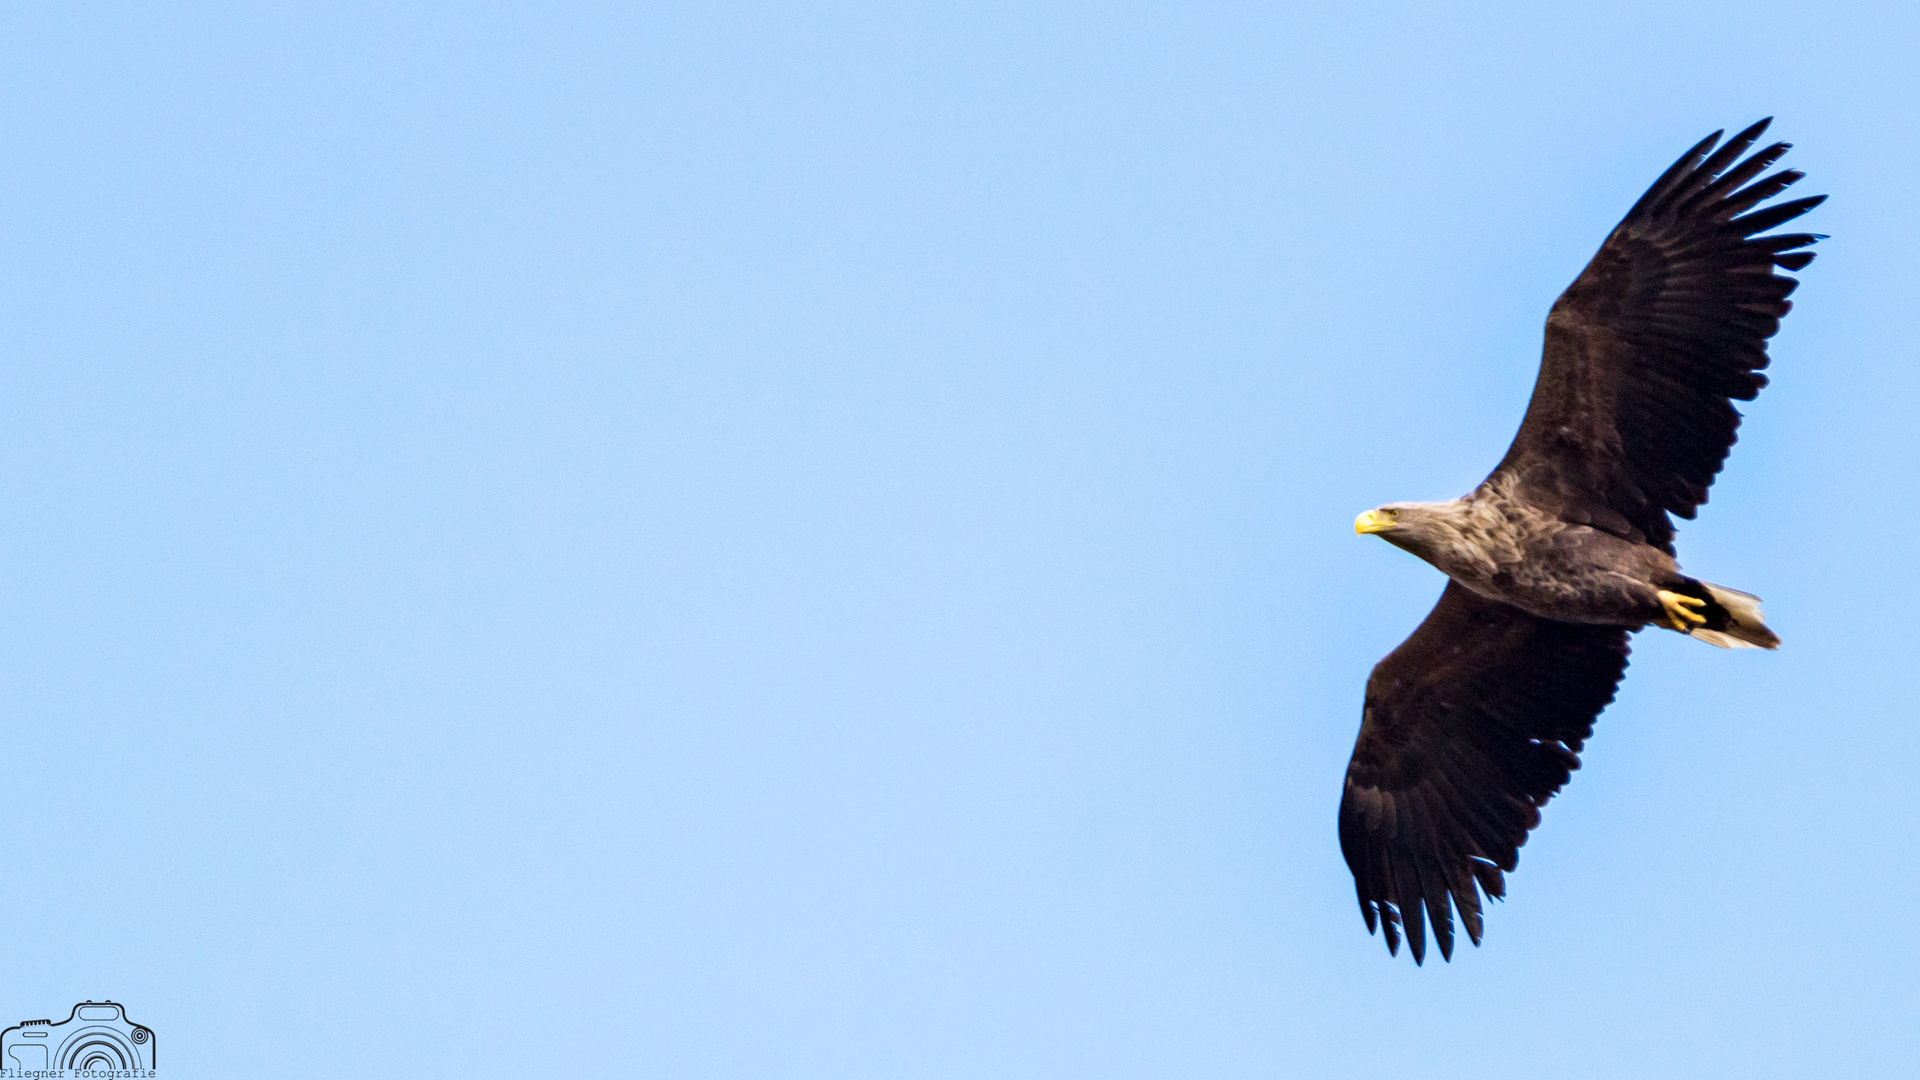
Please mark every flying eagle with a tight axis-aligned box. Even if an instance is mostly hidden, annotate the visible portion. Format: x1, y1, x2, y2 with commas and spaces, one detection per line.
1339, 119, 1822, 964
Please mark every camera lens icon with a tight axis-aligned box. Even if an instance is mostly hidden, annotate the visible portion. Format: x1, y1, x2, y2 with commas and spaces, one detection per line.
0, 1001, 155, 1073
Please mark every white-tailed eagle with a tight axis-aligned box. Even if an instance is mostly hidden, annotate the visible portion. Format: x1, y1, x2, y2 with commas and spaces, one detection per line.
1341, 119, 1822, 963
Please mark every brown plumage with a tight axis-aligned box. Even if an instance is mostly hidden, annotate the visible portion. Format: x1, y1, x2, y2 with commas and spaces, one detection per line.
1340, 120, 1822, 964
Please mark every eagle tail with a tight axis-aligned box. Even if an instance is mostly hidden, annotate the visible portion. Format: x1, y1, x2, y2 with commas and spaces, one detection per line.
1688, 582, 1781, 650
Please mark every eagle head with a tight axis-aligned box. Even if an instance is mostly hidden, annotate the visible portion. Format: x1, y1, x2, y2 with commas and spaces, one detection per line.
1354, 501, 1461, 559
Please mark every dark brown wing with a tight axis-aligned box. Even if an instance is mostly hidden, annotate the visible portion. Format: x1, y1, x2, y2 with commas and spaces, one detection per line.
1492, 119, 1823, 552
1338, 582, 1630, 963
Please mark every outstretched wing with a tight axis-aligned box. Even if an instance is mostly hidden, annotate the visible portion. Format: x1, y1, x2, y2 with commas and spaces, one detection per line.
1493, 119, 1823, 553
1338, 582, 1630, 963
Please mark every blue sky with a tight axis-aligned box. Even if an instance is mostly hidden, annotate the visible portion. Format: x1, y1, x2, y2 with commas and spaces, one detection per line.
1, 2, 1915, 1077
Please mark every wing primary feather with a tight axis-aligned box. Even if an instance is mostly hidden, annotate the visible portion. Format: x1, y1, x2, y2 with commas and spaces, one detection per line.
1448, 861, 1485, 946
1751, 231, 1823, 252
1380, 888, 1402, 956
1417, 847, 1456, 962
1665, 120, 1770, 209
1620, 128, 1724, 220
1732, 194, 1828, 236
1395, 851, 1427, 965
1682, 143, 1792, 216
1716, 169, 1806, 218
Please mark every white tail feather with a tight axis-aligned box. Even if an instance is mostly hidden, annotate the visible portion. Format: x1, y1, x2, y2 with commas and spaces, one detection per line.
1692, 583, 1781, 650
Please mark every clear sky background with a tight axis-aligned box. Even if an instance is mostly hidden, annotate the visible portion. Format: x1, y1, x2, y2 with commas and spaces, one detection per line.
0, 2, 1914, 1077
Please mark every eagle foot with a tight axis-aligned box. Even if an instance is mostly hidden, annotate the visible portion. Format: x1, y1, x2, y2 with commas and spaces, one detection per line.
1656, 590, 1708, 632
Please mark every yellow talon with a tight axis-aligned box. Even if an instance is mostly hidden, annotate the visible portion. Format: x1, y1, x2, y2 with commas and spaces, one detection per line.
1656, 590, 1708, 631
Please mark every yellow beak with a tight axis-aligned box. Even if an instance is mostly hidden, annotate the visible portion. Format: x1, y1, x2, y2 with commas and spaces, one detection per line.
1355, 510, 1393, 536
